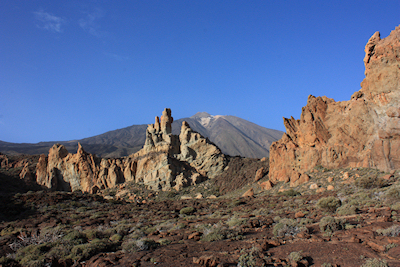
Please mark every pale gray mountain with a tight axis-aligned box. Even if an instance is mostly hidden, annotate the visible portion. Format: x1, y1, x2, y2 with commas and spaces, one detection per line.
0, 113, 283, 158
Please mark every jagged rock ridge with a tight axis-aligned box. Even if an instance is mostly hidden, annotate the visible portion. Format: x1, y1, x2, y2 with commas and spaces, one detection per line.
36, 109, 227, 192
269, 25, 400, 185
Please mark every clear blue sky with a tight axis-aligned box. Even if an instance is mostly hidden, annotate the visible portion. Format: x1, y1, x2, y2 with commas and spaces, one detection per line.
1, 1, 399, 143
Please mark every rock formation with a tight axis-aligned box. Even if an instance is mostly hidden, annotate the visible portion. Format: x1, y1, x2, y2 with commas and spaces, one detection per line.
36, 108, 227, 192
269, 25, 400, 184
134, 108, 227, 191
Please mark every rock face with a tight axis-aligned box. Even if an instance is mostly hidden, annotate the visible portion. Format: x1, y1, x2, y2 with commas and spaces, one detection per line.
36, 108, 227, 192
269, 25, 400, 184
134, 109, 227, 191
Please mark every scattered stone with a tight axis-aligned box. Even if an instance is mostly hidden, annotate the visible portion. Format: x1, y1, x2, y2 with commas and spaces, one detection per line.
316, 188, 326, 193
254, 167, 265, 182
382, 174, 394, 180
295, 211, 305, 218
327, 185, 334, 191
207, 195, 217, 199
310, 183, 318, 190
327, 177, 333, 182
343, 172, 350, 179
260, 180, 273, 190
195, 193, 203, 199
242, 188, 254, 197
181, 195, 193, 200
188, 232, 202, 240
193, 255, 219, 267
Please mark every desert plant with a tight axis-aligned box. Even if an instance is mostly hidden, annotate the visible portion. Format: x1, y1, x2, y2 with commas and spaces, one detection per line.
122, 238, 158, 252
319, 216, 344, 234
376, 225, 400, 237
179, 207, 195, 215
336, 204, 358, 215
273, 218, 305, 237
200, 222, 242, 242
385, 243, 398, 251
237, 246, 260, 267
288, 250, 303, 262
226, 216, 247, 227
281, 189, 300, 197
355, 176, 388, 189
69, 238, 115, 261
158, 239, 171, 246
386, 187, 400, 199
361, 258, 388, 267
317, 196, 341, 212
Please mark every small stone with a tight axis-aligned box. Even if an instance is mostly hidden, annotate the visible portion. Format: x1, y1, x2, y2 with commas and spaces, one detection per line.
309, 183, 318, 190
207, 195, 217, 199
260, 180, 273, 190
188, 232, 201, 239
316, 188, 326, 193
343, 172, 350, 179
242, 188, 254, 197
327, 185, 334, 191
327, 177, 333, 182
382, 174, 394, 180
195, 193, 203, 199
254, 167, 265, 182
295, 211, 305, 218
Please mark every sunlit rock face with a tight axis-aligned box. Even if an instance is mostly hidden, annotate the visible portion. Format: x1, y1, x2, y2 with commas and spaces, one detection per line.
36, 108, 227, 192
269, 25, 400, 185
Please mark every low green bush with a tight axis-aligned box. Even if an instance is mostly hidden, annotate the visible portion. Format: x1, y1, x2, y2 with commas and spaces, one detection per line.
273, 218, 305, 237
361, 258, 388, 267
386, 187, 400, 199
376, 225, 400, 237
281, 189, 300, 197
316, 196, 341, 212
337, 204, 358, 216
288, 250, 303, 262
319, 216, 344, 234
355, 176, 388, 189
179, 207, 195, 215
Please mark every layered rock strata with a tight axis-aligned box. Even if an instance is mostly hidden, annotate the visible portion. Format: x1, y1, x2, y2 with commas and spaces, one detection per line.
36, 108, 227, 192
269, 25, 400, 184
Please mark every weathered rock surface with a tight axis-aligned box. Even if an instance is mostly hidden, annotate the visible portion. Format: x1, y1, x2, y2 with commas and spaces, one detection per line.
36, 108, 227, 192
134, 109, 227, 191
269, 25, 400, 184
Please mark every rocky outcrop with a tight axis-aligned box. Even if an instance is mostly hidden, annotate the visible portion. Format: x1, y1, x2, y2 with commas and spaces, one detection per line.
36, 108, 227, 192
134, 108, 227, 191
269, 25, 400, 184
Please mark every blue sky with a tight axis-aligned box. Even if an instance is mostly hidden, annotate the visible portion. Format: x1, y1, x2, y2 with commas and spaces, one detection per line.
1, 1, 399, 143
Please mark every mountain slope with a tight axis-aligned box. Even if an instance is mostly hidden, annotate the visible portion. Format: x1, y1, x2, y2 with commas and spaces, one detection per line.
0, 112, 283, 158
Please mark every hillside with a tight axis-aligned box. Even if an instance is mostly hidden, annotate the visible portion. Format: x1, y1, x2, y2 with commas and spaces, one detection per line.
0, 113, 283, 159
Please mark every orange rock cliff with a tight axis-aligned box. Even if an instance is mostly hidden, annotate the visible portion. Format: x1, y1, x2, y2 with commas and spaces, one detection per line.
269, 25, 400, 185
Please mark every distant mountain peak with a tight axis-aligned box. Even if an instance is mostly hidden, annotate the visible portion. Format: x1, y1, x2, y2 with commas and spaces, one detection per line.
191, 112, 212, 118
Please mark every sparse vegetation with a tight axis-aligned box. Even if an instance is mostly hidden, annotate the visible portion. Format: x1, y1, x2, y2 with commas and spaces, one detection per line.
319, 216, 344, 234
317, 196, 342, 212
361, 258, 388, 267
376, 225, 400, 237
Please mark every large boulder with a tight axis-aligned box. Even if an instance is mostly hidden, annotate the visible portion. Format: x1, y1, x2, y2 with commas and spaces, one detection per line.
269, 25, 400, 184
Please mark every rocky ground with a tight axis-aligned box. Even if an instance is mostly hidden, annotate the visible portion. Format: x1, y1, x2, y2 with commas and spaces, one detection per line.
1, 157, 400, 267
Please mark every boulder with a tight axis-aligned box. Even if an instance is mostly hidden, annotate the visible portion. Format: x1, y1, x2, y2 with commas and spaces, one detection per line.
269, 25, 400, 185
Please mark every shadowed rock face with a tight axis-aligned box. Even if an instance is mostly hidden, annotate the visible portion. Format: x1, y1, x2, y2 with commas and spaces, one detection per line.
36, 108, 227, 192
269, 25, 400, 185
